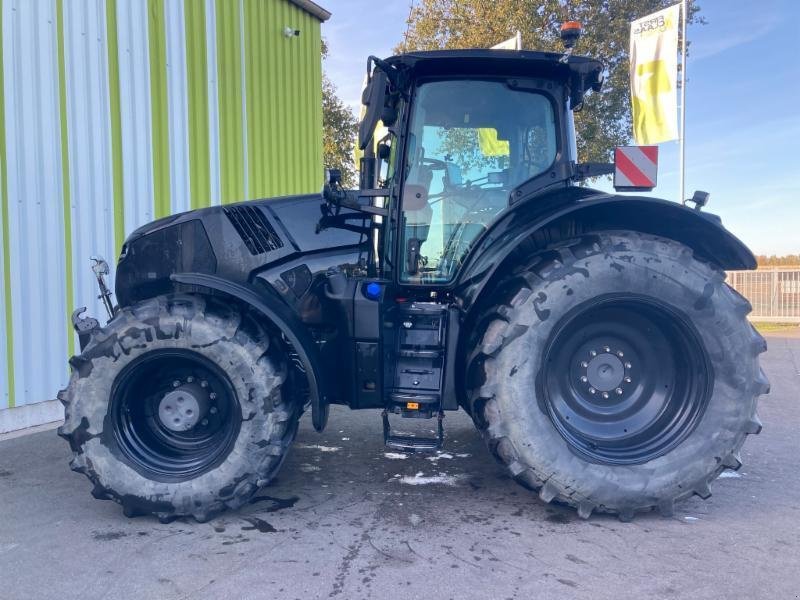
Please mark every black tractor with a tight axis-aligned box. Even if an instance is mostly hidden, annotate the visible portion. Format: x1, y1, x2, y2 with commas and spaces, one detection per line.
59, 42, 768, 523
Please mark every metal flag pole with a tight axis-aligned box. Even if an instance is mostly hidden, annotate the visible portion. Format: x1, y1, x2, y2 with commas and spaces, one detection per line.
679, 0, 688, 203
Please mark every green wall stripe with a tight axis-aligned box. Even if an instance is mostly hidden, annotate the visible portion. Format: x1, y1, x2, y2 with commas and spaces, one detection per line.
275, 0, 288, 194
0, 1, 14, 407
265, 0, 279, 196
243, 0, 264, 197
313, 18, 324, 190
148, 0, 171, 218
56, 0, 75, 360
106, 0, 125, 250
243, 0, 322, 199
238, 0, 249, 200
185, 1, 211, 210
216, 0, 245, 204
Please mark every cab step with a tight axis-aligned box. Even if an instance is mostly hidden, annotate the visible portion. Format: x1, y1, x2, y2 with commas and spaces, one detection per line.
382, 409, 444, 452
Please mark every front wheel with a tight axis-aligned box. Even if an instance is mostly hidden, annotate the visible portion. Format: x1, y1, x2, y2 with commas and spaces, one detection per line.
58, 294, 299, 522
467, 231, 769, 520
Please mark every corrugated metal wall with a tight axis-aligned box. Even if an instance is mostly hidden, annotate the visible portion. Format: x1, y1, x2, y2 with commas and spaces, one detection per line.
3, 0, 70, 411
0, 0, 324, 417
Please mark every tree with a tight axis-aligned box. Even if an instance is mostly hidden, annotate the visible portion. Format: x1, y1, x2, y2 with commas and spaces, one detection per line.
398, 0, 702, 163
756, 255, 800, 268
322, 41, 359, 188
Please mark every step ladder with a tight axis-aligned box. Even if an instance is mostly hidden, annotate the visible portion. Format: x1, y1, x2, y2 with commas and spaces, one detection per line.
382, 301, 448, 452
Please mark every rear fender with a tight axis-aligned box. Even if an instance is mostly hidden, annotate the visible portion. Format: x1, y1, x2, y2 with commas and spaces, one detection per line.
456, 190, 756, 313
171, 273, 330, 432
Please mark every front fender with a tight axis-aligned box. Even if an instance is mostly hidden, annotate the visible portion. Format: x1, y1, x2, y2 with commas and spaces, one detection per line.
455, 188, 756, 312
171, 272, 330, 432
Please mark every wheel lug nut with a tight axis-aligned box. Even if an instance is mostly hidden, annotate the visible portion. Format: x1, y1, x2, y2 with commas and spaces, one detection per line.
588, 387, 596, 394
209, 393, 217, 400
624, 362, 632, 369
201, 419, 209, 426
590, 350, 597, 357
616, 388, 623, 395
172, 380, 181, 388
624, 376, 632, 383
617, 351, 624, 358
210, 406, 218, 414
580, 376, 588, 383
186, 376, 194, 383
580, 361, 588, 368
603, 346, 610, 353
602, 392, 609, 399
200, 380, 208, 388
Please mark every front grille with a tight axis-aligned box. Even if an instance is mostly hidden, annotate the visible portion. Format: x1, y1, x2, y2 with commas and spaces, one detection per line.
223, 205, 284, 255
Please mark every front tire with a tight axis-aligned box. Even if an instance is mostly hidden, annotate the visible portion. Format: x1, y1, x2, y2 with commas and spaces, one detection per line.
58, 294, 299, 522
467, 231, 769, 520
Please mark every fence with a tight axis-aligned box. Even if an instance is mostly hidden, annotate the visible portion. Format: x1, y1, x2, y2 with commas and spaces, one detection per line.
727, 269, 800, 323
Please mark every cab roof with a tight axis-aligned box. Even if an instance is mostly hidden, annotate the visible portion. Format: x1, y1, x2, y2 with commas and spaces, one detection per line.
385, 49, 603, 84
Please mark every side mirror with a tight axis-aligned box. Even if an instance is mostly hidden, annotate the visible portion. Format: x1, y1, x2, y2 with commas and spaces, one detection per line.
358, 71, 389, 150
613, 145, 658, 192
326, 168, 342, 187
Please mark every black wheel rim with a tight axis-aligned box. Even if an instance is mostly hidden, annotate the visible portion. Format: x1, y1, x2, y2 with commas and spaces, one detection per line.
109, 350, 241, 481
541, 296, 712, 465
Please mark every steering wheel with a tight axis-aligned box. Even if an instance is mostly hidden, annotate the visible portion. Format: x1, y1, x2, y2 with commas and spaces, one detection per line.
420, 156, 449, 171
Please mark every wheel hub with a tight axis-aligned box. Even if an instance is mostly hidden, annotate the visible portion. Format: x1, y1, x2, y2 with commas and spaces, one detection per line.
585, 352, 626, 393
158, 382, 210, 432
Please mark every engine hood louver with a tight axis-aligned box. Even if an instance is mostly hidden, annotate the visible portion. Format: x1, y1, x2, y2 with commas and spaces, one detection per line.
223, 205, 284, 255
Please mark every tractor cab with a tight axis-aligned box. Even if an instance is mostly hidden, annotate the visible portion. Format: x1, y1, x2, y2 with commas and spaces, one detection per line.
324, 49, 605, 288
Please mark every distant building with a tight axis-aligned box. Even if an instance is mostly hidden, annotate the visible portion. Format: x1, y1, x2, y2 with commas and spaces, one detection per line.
0, 0, 330, 432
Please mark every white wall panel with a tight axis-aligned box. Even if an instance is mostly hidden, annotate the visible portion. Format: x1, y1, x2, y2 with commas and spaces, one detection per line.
165, 0, 191, 214
205, 0, 221, 206
64, 0, 117, 328
3, 0, 69, 405
116, 0, 154, 235
0, 136, 7, 410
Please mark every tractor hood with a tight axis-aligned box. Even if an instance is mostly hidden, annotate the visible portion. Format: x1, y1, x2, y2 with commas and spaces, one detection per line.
115, 195, 364, 306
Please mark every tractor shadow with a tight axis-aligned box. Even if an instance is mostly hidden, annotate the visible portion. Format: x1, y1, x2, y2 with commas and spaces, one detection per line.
237, 406, 671, 533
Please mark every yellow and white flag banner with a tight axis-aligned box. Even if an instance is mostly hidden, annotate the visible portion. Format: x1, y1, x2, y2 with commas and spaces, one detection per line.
630, 4, 681, 144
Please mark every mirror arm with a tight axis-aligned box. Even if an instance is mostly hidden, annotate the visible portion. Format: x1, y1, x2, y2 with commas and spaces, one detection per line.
573, 162, 615, 181
329, 189, 389, 217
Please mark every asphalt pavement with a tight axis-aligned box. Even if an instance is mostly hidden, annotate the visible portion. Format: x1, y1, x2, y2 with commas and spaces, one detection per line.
1, 334, 798, 600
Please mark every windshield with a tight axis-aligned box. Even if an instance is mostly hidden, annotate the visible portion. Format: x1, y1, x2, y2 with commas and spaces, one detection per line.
399, 79, 557, 284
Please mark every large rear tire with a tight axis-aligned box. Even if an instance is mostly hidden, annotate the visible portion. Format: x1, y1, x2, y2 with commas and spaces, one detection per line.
466, 231, 769, 520
58, 294, 299, 522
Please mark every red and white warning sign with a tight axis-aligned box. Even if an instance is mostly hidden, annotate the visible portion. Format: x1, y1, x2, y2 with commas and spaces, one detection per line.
614, 145, 658, 190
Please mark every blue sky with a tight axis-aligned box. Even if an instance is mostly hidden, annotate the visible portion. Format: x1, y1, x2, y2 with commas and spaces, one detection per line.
322, 0, 800, 255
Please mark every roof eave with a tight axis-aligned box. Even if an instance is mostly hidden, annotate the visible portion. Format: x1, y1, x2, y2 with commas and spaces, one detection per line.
287, 0, 331, 22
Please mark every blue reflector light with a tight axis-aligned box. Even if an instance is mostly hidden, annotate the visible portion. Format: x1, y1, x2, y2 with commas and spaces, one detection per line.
364, 282, 382, 300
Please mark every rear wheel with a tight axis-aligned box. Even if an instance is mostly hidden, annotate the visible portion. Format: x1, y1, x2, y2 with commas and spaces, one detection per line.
58, 294, 299, 522
467, 231, 769, 520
